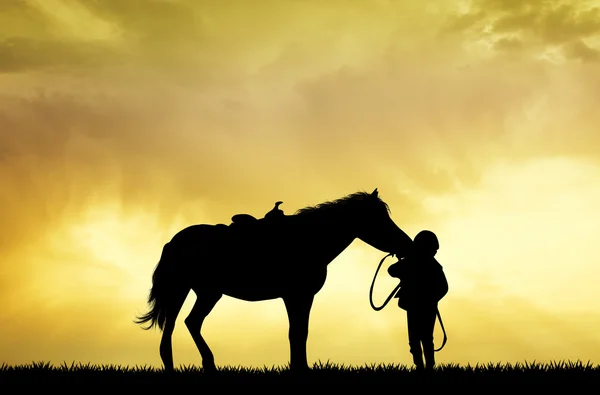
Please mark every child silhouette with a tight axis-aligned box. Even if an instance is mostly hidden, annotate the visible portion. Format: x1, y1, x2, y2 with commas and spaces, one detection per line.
388, 230, 448, 371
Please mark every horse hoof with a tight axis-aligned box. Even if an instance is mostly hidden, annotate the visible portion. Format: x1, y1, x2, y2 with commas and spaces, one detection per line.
203, 362, 217, 373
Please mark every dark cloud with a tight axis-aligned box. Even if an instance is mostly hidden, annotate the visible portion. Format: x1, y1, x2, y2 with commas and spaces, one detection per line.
0, 1, 53, 39
84, 0, 215, 72
0, 37, 118, 73
563, 39, 600, 62
440, 10, 488, 35
441, 1, 600, 61
0, 0, 232, 83
493, 36, 524, 51
536, 4, 600, 45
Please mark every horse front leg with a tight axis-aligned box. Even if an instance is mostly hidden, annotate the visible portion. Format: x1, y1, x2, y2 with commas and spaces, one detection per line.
283, 294, 314, 371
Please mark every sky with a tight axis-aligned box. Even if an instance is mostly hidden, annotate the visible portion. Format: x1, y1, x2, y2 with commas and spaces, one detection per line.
1, 0, 600, 368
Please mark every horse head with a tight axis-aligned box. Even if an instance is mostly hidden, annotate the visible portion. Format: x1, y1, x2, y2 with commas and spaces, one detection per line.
353, 188, 414, 259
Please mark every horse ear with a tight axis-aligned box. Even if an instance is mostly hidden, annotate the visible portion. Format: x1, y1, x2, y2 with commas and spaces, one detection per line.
371, 188, 378, 197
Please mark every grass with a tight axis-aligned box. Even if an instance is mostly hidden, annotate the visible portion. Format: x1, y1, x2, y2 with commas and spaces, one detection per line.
1, 360, 599, 391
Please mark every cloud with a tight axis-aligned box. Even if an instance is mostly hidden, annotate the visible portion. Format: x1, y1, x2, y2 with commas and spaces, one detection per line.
2, 0, 600, 259
563, 39, 600, 61
493, 36, 524, 51
0, 0, 232, 83
0, 0, 124, 73
441, 0, 600, 61
291, 47, 551, 194
0, 37, 120, 73
1, 0, 599, 234
0, 1, 53, 40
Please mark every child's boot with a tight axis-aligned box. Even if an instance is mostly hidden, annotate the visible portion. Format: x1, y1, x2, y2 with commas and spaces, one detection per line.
423, 343, 435, 371
409, 340, 424, 370
413, 354, 425, 370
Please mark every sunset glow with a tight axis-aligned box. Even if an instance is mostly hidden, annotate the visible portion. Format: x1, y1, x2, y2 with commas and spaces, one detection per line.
2, 0, 600, 368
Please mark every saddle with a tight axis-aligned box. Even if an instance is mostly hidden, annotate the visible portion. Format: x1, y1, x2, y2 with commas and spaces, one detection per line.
230, 201, 285, 227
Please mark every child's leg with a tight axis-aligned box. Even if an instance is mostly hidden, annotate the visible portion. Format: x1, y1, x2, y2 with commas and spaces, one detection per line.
420, 308, 438, 369
406, 310, 424, 369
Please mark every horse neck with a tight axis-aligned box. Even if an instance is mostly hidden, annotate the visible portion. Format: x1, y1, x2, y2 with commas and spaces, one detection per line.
295, 204, 355, 231
294, 205, 360, 260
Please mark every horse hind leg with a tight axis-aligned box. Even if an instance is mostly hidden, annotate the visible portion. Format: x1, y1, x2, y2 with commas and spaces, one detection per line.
185, 289, 222, 372
159, 288, 190, 372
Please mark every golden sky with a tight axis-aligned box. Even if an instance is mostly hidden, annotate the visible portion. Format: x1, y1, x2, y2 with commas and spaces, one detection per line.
2, 0, 600, 368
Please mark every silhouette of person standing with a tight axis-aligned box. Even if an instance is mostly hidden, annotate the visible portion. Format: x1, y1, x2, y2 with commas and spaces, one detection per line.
387, 230, 448, 371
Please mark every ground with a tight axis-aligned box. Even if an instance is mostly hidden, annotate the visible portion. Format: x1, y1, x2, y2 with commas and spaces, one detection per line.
1, 361, 598, 392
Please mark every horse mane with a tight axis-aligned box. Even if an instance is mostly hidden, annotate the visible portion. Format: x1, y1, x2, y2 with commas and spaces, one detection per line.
294, 191, 391, 216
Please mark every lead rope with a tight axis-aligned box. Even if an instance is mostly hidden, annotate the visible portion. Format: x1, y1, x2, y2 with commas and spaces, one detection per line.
434, 309, 447, 352
369, 253, 398, 311
369, 253, 448, 352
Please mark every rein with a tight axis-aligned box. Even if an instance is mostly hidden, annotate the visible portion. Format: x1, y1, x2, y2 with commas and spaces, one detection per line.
369, 252, 448, 352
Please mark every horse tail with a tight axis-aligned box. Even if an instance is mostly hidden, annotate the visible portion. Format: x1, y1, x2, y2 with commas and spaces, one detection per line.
134, 242, 178, 331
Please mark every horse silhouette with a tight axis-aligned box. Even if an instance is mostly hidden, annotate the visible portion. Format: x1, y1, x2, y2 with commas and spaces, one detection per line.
135, 188, 414, 372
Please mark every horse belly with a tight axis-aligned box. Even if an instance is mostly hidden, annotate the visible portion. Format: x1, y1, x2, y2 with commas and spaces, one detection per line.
219, 268, 290, 301
222, 288, 283, 302
218, 264, 328, 301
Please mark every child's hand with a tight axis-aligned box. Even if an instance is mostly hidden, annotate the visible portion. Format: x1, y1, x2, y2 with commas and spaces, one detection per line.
387, 261, 403, 278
